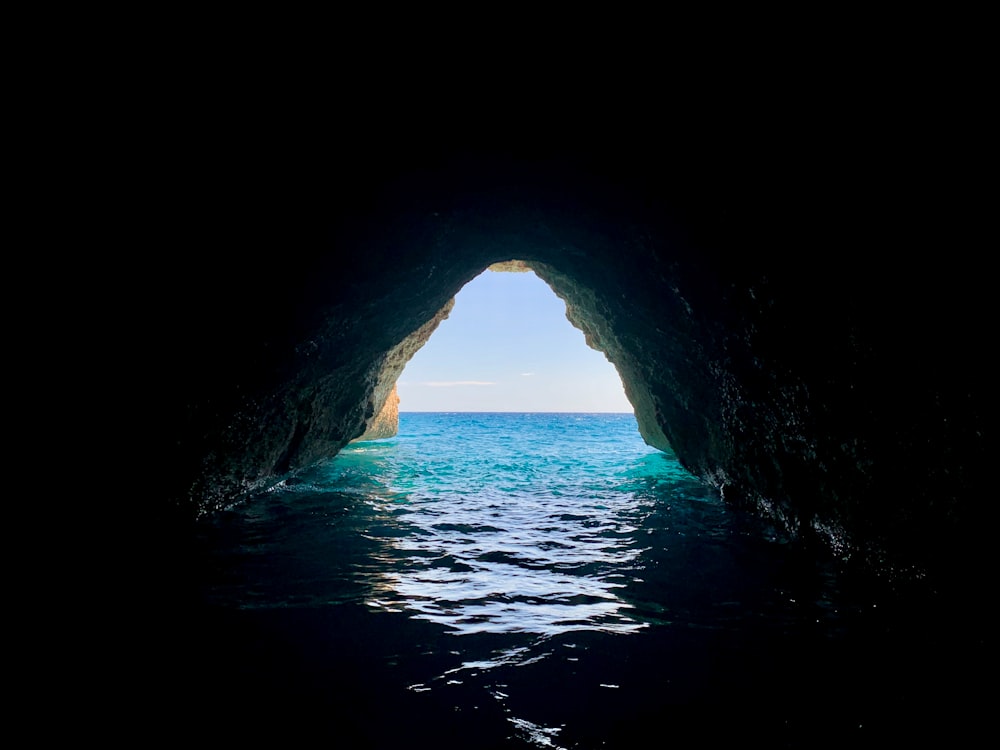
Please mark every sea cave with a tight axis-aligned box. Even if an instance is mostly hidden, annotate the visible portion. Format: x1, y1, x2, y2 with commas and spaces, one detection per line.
119, 135, 988, 744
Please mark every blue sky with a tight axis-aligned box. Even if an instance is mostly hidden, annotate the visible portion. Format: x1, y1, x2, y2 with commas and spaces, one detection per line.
397, 269, 632, 412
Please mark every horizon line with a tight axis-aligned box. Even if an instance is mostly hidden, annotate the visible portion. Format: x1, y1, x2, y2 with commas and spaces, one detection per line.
399, 410, 634, 414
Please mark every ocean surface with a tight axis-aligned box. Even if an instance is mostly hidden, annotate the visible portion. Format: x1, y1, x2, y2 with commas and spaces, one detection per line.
173, 412, 984, 747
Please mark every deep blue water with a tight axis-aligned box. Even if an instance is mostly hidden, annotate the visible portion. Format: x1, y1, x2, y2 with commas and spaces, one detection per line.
175, 413, 985, 747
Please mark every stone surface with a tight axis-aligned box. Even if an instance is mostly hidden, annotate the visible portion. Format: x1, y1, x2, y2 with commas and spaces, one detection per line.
352, 298, 455, 442
487, 260, 532, 273
350, 384, 399, 442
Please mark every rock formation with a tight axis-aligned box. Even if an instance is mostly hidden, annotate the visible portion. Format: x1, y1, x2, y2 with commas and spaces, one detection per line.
350, 383, 399, 442
130, 132, 987, 595
352, 297, 455, 442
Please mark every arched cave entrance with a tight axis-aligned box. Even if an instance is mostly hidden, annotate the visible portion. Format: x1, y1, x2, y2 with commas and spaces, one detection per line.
104, 63, 991, 748
351, 258, 669, 453
152, 154, 986, 590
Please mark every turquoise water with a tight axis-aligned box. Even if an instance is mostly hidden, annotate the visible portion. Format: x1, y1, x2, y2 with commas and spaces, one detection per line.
185, 413, 982, 746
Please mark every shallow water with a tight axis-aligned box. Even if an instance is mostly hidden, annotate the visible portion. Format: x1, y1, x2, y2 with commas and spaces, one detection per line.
169, 413, 986, 747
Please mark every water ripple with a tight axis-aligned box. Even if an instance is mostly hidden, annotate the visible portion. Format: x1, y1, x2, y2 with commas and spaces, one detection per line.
188, 413, 953, 744
199, 413, 729, 637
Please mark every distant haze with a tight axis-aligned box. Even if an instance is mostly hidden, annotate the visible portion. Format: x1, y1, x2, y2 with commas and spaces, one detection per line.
398, 269, 632, 413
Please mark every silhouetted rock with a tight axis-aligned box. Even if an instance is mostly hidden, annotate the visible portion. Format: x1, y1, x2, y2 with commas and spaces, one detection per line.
134, 130, 987, 590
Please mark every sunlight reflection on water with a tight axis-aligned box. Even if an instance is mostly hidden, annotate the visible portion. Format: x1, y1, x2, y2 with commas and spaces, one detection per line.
362, 487, 651, 635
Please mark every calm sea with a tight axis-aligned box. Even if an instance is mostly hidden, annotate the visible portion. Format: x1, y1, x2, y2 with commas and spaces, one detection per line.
175, 412, 984, 747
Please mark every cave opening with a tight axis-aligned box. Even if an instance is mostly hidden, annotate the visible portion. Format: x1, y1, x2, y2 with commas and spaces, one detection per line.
122, 128, 988, 740
163, 210, 985, 745
294, 260, 712, 638
395, 261, 632, 415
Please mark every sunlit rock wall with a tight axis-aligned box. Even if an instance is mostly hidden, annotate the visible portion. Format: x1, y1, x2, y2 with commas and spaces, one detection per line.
350, 384, 399, 442
352, 298, 456, 442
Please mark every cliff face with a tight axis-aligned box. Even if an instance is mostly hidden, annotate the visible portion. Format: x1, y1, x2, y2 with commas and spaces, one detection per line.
137, 141, 987, 587
350, 384, 399, 443
351, 297, 456, 443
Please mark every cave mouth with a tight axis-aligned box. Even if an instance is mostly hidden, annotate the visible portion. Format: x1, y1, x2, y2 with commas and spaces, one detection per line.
252, 259, 703, 632
309, 259, 700, 638
393, 260, 633, 416
150, 163, 986, 747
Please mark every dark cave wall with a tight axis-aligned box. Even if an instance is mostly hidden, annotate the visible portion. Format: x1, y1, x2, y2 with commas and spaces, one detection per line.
143, 145, 988, 582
